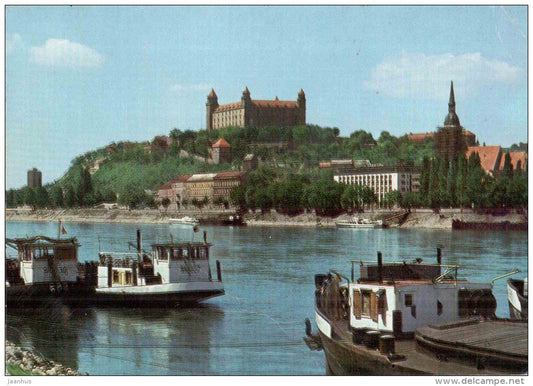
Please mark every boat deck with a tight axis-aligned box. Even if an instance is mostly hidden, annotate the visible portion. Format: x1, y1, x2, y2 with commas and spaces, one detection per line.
327, 316, 527, 375
416, 319, 528, 359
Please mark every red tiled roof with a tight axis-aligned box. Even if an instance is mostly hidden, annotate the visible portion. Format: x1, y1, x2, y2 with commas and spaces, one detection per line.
215, 171, 245, 179
499, 151, 528, 171
172, 174, 192, 183
158, 175, 192, 191
214, 102, 242, 112
319, 162, 332, 168
252, 100, 298, 108
466, 146, 501, 172
407, 132, 435, 142
212, 138, 231, 148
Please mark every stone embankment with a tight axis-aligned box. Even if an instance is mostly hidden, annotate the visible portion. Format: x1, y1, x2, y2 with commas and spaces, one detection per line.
5, 341, 85, 375
5, 208, 527, 230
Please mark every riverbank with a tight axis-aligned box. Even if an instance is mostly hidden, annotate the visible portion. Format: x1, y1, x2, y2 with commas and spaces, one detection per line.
5, 341, 85, 376
5, 208, 527, 229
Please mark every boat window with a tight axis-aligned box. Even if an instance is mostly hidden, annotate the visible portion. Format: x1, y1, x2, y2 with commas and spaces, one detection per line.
198, 247, 208, 260
353, 290, 362, 319
361, 290, 372, 317
22, 248, 32, 261
113, 270, 120, 284
34, 247, 52, 259
182, 248, 189, 259
437, 300, 443, 315
126, 271, 132, 285
157, 247, 168, 261
171, 248, 183, 260
405, 294, 413, 307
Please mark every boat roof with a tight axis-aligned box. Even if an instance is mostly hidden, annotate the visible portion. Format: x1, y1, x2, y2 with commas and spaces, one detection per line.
352, 279, 480, 287
6, 236, 79, 249
151, 242, 213, 248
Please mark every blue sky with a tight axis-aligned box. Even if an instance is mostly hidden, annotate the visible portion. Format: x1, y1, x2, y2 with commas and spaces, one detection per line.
6, 5, 528, 189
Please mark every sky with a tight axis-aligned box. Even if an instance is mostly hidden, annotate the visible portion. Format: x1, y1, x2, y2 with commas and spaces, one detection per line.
5, 5, 528, 189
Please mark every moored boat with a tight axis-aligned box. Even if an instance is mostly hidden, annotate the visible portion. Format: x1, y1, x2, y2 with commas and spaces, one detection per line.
169, 216, 200, 225
336, 217, 384, 229
5, 235, 91, 307
305, 249, 527, 375
91, 230, 224, 307
507, 277, 528, 320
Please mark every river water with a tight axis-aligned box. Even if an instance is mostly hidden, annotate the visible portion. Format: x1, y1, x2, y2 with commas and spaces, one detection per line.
5, 221, 528, 375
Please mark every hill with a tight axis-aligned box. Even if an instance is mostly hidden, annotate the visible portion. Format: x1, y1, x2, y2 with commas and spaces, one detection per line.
6, 125, 436, 209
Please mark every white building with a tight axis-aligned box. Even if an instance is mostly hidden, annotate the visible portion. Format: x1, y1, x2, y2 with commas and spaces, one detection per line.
333, 166, 420, 205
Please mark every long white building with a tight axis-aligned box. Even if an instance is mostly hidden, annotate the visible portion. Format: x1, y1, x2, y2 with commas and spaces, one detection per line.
333, 165, 420, 205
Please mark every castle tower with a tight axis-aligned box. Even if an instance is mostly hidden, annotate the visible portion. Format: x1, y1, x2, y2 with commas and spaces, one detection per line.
206, 88, 219, 132
435, 81, 465, 162
297, 89, 306, 125
210, 138, 232, 164
241, 87, 252, 126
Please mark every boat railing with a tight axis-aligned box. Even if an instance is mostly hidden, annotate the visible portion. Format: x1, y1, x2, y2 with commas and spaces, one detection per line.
350, 259, 460, 283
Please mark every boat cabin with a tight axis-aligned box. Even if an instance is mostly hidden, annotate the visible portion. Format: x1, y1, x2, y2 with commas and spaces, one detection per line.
316, 251, 496, 338
97, 241, 216, 288
6, 236, 80, 286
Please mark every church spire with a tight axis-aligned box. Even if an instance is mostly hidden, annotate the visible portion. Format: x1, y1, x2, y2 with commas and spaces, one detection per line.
448, 81, 456, 114
443, 80, 460, 127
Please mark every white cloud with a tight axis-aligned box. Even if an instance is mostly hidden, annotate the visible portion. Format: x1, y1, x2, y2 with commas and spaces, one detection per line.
7, 33, 23, 53
30, 39, 104, 68
364, 52, 524, 100
170, 83, 211, 92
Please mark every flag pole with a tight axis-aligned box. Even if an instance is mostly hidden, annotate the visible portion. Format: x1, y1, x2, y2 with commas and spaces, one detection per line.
58, 220, 61, 239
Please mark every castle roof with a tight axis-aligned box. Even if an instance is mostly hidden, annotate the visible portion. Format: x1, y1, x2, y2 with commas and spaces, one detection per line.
466, 146, 501, 172
208, 88, 217, 98
212, 138, 231, 148
214, 102, 242, 112
252, 100, 299, 108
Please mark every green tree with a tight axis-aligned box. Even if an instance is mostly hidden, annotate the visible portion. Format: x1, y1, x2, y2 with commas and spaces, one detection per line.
229, 185, 247, 210
305, 180, 344, 216
50, 186, 64, 208
383, 190, 401, 210
65, 185, 77, 208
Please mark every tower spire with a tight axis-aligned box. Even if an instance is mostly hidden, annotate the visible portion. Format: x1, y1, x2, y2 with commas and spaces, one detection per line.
448, 81, 456, 114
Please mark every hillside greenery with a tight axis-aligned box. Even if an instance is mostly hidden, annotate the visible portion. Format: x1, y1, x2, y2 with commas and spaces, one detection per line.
6, 124, 527, 213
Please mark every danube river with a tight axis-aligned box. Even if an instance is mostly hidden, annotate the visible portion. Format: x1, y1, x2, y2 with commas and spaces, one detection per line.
5, 221, 528, 375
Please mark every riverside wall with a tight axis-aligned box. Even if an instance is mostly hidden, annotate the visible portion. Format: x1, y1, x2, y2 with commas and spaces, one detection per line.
5, 208, 527, 229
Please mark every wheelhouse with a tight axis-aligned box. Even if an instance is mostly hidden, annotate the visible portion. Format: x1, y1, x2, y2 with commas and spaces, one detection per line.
6, 236, 80, 285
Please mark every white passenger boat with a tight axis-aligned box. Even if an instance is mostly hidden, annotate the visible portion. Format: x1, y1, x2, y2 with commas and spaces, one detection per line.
336, 217, 383, 229
93, 230, 224, 307
169, 216, 200, 225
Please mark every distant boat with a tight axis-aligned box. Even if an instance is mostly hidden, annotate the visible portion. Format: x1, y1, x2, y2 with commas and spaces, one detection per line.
169, 216, 200, 225
507, 278, 528, 320
336, 217, 383, 229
